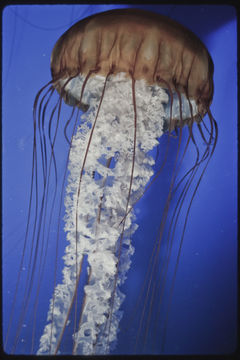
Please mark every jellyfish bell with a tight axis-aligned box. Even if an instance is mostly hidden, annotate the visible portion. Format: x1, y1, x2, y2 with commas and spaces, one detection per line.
51, 8, 214, 128
6, 8, 217, 356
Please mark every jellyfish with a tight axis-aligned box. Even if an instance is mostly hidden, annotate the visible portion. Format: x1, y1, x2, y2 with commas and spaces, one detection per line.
5, 8, 218, 355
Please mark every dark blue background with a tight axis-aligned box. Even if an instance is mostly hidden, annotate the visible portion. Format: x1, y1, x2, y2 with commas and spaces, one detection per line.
2, 4, 237, 355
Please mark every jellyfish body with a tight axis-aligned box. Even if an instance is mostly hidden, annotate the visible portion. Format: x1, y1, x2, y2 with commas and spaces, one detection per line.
6, 8, 217, 355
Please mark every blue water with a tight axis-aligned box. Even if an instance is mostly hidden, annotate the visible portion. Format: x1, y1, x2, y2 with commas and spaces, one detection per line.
2, 4, 237, 355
